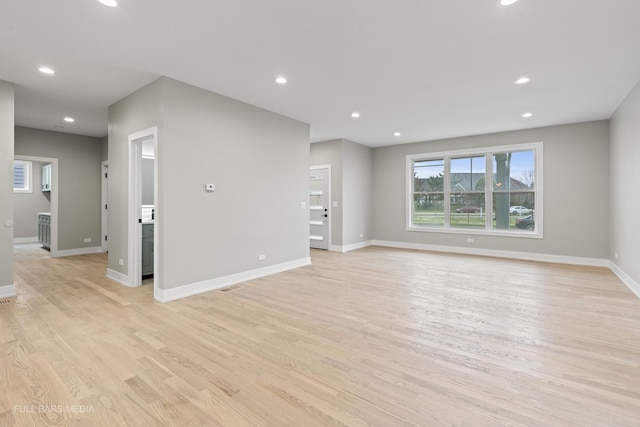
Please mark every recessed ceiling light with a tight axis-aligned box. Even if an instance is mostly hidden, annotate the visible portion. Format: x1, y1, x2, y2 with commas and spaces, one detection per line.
394, 132, 401, 137
39, 66, 55, 75
99, 0, 118, 6
499, 0, 518, 6
515, 76, 530, 85
522, 112, 533, 118
64, 117, 75, 123
275, 76, 287, 84
351, 112, 360, 119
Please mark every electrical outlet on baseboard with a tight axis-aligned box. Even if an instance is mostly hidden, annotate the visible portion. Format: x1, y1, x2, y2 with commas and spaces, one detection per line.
258, 254, 266, 261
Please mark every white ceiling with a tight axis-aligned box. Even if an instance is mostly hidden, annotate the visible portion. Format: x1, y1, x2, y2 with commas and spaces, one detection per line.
1, 0, 640, 147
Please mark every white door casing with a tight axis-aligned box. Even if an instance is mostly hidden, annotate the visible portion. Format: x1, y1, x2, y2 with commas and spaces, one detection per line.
309, 166, 330, 250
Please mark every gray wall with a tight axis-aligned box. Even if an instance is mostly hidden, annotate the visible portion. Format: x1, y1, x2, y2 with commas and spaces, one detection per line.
101, 136, 108, 162
108, 78, 164, 275
372, 120, 610, 259
310, 139, 373, 248
141, 158, 154, 205
343, 140, 373, 246
13, 161, 51, 238
15, 127, 103, 251
610, 79, 640, 282
310, 139, 343, 246
109, 77, 310, 291
0, 80, 14, 289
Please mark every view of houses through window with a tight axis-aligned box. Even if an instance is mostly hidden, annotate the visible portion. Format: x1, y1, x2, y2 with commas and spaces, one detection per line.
408, 143, 541, 235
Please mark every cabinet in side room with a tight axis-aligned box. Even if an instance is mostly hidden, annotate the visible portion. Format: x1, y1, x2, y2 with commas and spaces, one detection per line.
41, 163, 51, 192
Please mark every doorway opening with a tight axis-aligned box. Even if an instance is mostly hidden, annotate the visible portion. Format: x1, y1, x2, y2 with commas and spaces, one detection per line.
128, 127, 159, 297
13, 155, 59, 257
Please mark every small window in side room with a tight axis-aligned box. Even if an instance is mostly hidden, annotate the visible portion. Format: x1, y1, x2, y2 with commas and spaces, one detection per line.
13, 160, 32, 193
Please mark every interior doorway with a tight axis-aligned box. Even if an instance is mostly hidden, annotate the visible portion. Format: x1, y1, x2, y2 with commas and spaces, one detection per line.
101, 161, 108, 253
128, 127, 158, 296
13, 155, 59, 256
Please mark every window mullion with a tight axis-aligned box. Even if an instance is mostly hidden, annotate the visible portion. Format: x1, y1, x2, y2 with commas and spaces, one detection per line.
486, 154, 493, 230
444, 157, 451, 228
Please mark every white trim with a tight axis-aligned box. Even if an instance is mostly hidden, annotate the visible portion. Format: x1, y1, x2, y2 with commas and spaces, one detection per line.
609, 262, 640, 299
155, 257, 311, 303
329, 241, 374, 253
13, 237, 38, 244
310, 164, 332, 250
14, 155, 59, 256
106, 268, 132, 287
0, 284, 17, 298
372, 240, 609, 268
54, 246, 103, 258
101, 161, 108, 252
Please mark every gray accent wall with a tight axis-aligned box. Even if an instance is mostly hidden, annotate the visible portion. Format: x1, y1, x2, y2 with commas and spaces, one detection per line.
610, 79, 640, 284
101, 136, 108, 162
310, 139, 373, 248
0, 80, 14, 289
108, 77, 310, 291
13, 161, 51, 238
343, 140, 373, 246
15, 127, 103, 251
372, 121, 610, 259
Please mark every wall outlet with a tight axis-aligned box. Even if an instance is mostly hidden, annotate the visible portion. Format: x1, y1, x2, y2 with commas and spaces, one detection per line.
300, 202, 306, 209
119, 258, 124, 266
614, 251, 619, 259
360, 233, 364, 238
84, 238, 92, 243
466, 238, 474, 243
333, 201, 339, 208
205, 183, 215, 192
258, 254, 266, 261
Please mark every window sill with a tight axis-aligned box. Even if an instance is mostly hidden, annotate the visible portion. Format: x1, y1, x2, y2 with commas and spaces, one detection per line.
406, 225, 543, 239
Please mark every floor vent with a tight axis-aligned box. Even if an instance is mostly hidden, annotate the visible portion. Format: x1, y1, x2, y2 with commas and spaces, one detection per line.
219, 286, 241, 293
0, 299, 12, 305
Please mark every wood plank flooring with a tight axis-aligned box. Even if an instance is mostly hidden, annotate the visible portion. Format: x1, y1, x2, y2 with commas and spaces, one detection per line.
2, 244, 640, 426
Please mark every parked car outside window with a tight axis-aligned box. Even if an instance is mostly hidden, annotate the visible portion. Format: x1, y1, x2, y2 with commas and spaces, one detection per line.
455, 206, 481, 213
509, 205, 532, 216
515, 214, 535, 231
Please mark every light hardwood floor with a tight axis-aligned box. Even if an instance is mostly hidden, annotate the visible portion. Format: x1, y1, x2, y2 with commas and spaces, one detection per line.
2, 244, 640, 426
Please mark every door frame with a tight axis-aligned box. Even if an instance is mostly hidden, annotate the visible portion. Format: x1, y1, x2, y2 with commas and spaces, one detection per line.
14, 155, 59, 256
310, 164, 332, 250
101, 161, 108, 252
128, 126, 158, 294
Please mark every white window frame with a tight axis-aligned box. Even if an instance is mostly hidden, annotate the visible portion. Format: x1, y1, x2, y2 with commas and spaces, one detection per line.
13, 160, 33, 194
406, 142, 543, 238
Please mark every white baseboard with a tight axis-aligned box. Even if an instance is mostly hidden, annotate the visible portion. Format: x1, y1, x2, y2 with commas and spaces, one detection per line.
106, 268, 132, 287
14, 237, 38, 244
0, 283, 17, 299
609, 262, 640, 299
330, 241, 373, 253
155, 257, 311, 303
54, 246, 103, 258
371, 240, 610, 268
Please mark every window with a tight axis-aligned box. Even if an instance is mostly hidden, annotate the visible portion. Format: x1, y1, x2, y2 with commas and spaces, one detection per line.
13, 160, 32, 193
407, 142, 542, 237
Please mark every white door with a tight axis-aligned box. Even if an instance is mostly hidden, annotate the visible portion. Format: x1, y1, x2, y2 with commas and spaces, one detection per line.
310, 168, 329, 249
